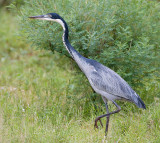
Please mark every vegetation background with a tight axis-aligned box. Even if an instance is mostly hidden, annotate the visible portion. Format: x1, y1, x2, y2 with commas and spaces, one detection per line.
0, 0, 159, 142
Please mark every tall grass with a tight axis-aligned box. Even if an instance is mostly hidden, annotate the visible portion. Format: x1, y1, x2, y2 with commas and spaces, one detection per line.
0, 3, 160, 143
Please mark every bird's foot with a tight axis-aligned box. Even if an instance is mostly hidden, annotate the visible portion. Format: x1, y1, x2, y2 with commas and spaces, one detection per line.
94, 117, 103, 129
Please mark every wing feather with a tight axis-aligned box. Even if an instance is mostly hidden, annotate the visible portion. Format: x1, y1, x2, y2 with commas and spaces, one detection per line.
88, 61, 135, 101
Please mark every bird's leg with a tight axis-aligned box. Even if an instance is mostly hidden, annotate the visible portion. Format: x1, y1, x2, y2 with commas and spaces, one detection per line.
105, 103, 110, 136
94, 97, 109, 129
94, 100, 121, 135
94, 96, 107, 129
101, 96, 110, 135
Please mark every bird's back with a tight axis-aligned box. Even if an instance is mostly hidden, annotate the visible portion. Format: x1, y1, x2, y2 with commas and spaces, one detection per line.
82, 58, 146, 109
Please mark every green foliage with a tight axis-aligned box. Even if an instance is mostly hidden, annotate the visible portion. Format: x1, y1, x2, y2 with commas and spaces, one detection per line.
18, 0, 160, 87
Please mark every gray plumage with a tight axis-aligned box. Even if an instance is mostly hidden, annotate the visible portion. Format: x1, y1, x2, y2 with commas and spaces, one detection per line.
71, 52, 145, 109
29, 13, 146, 136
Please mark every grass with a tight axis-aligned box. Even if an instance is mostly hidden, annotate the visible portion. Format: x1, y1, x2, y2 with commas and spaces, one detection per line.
0, 9, 160, 143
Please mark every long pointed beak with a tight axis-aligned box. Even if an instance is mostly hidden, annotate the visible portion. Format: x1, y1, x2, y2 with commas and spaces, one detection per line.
29, 15, 46, 19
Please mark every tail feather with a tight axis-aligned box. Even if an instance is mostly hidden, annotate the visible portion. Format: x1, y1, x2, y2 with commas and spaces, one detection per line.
131, 92, 146, 109
136, 96, 146, 109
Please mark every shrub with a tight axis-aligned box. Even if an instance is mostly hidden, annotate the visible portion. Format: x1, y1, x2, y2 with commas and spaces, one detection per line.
18, 0, 159, 87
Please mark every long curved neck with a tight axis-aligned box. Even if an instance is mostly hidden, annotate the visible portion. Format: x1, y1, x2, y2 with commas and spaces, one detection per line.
55, 18, 83, 60
55, 18, 91, 75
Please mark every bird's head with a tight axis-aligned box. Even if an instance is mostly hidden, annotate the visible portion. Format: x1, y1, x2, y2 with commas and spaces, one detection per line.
29, 13, 66, 30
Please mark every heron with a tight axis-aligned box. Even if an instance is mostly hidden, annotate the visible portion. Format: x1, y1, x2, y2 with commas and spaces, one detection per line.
29, 13, 146, 135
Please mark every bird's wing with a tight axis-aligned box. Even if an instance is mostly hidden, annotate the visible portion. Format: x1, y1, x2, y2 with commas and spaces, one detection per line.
88, 64, 135, 101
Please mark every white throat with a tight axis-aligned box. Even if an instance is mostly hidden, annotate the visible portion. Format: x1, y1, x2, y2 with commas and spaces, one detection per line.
54, 19, 65, 31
